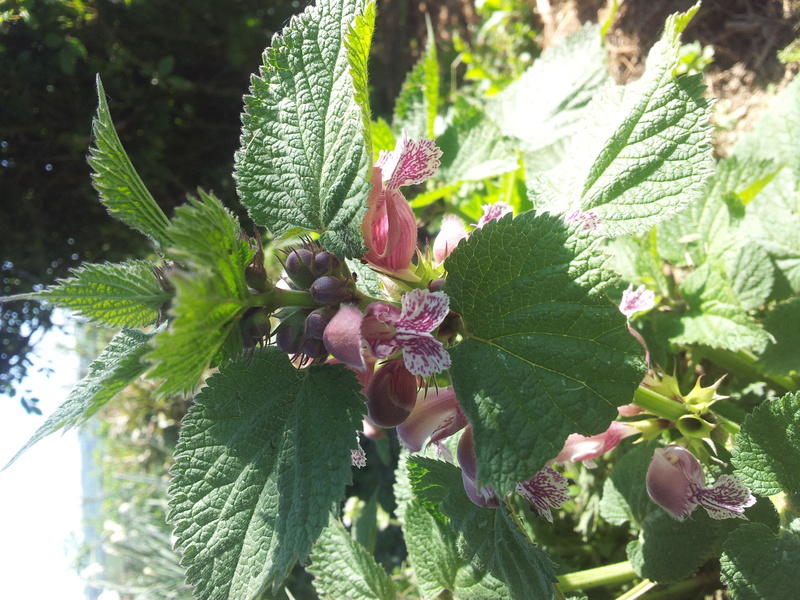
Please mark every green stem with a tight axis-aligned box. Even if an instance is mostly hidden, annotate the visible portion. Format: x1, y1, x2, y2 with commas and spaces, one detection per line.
557, 560, 638, 592
696, 346, 797, 393
246, 288, 318, 311
634, 571, 719, 599
615, 579, 656, 600
633, 385, 689, 422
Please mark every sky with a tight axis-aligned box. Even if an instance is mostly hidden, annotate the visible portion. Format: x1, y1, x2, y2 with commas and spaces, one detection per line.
0, 312, 87, 599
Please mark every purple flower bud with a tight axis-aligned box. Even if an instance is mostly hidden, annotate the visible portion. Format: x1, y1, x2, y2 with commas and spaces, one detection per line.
313, 251, 340, 276
305, 307, 335, 340
284, 248, 316, 289
310, 275, 349, 306
241, 308, 272, 349
301, 337, 328, 360
365, 360, 418, 428
275, 325, 303, 354
274, 308, 310, 355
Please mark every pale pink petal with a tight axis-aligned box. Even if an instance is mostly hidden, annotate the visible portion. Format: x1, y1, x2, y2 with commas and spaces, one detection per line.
396, 332, 451, 376
515, 468, 570, 522
646, 445, 703, 520
381, 132, 442, 189
322, 304, 366, 371
351, 445, 367, 468
362, 302, 401, 359
555, 421, 639, 465
396, 387, 467, 452
396, 288, 449, 335
620, 284, 656, 318
477, 202, 513, 228
696, 475, 756, 520
433, 215, 469, 264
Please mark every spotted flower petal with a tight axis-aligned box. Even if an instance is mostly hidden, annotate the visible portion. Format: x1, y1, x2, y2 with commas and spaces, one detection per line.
695, 475, 756, 520
515, 468, 570, 522
378, 131, 442, 189
477, 201, 513, 228
620, 284, 656, 318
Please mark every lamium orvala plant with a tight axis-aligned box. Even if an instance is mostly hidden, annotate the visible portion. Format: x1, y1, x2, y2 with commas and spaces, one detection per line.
4, 1, 800, 599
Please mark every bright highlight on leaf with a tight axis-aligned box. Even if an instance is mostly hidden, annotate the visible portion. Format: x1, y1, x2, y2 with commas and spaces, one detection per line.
234, 0, 372, 257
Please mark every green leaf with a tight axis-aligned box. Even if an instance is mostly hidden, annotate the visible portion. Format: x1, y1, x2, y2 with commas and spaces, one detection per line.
732, 392, 800, 499
666, 264, 771, 353
720, 519, 800, 600
435, 99, 519, 186
403, 500, 461, 598
444, 212, 644, 491
573, 5, 713, 236
88, 76, 172, 248
146, 191, 254, 396
234, 0, 371, 257
392, 17, 439, 140
4, 328, 152, 469
734, 74, 800, 181
627, 508, 719, 584
756, 300, 800, 377
370, 117, 395, 162
599, 444, 655, 527
309, 518, 397, 600
726, 243, 774, 312
24, 260, 169, 328
168, 350, 365, 599
345, 1, 376, 158
411, 457, 555, 600
488, 24, 610, 172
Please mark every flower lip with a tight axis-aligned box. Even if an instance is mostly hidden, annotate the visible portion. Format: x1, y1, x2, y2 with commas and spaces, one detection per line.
396, 386, 467, 452
515, 468, 570, 522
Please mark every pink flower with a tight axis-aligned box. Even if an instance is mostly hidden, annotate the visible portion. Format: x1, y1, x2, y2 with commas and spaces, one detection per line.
515, 468, 571, 522
364, 360, 419, 428
322, 304, 368, 371
565, 208, 603, 232
433, 215, 469, 263
646, 445, 756, 521
396, 386, 468, 452
554, 421, 639, 468
619, 284, 656, 319
457, 426, 500, 508
362, 288, 451, 377
362, 132, 442, 274
476, 202, 513, 228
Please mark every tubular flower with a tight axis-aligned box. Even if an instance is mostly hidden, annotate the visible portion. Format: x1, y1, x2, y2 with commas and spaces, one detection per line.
364, 360, 419, 428
554, 421, 639, 468
457, 426, 500, 508
396, 386, 468, 452
362, 131, 442, 274
322, 304, 367, 371
646, 445, 756, 521
515, 468, 571, 522
362, 288, 451, 377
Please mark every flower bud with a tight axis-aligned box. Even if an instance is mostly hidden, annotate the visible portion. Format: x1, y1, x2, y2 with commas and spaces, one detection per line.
274, 308, 310, 355
365, 361, 418, 428
313, 251, 340, 276
241, 308, 272, 349
310, 275, 349, 306
284, 248, 316, 289
305, 307, 335, 340
301, 337, 328, 360
322, 304, 366, 370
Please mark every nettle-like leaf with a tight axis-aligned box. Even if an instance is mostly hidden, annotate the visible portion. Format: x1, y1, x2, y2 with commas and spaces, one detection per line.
434, 98, 519, 187
403, 499, 461, 599
345, 0, 375, 157
89, 76, 172, 248
599, 443, 655, 527
4, 328, 152, 469
627, 509, 719, 584
720, 519, 800, 600
21, 260, 170, 328
392, 17, 439, 140
732, 392, 800, 499
538, 4, 712, 235
146, 191, 254, 396
444, 212, 644, 492
235, 0, 371, 257
169, 350, 364, 599
757, 300, 800, 377
409, 457, 553, 600
309, 518, 397, 600
665, 263, 771, 353
578, 5, 712, 236
488, 23, 610, 173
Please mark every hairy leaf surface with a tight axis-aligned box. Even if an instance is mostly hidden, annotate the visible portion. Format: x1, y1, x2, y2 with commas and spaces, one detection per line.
235, 0, 371, 257
89, 76, 172, 248
169, 350, 364, 598
444, 212, 644, 492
